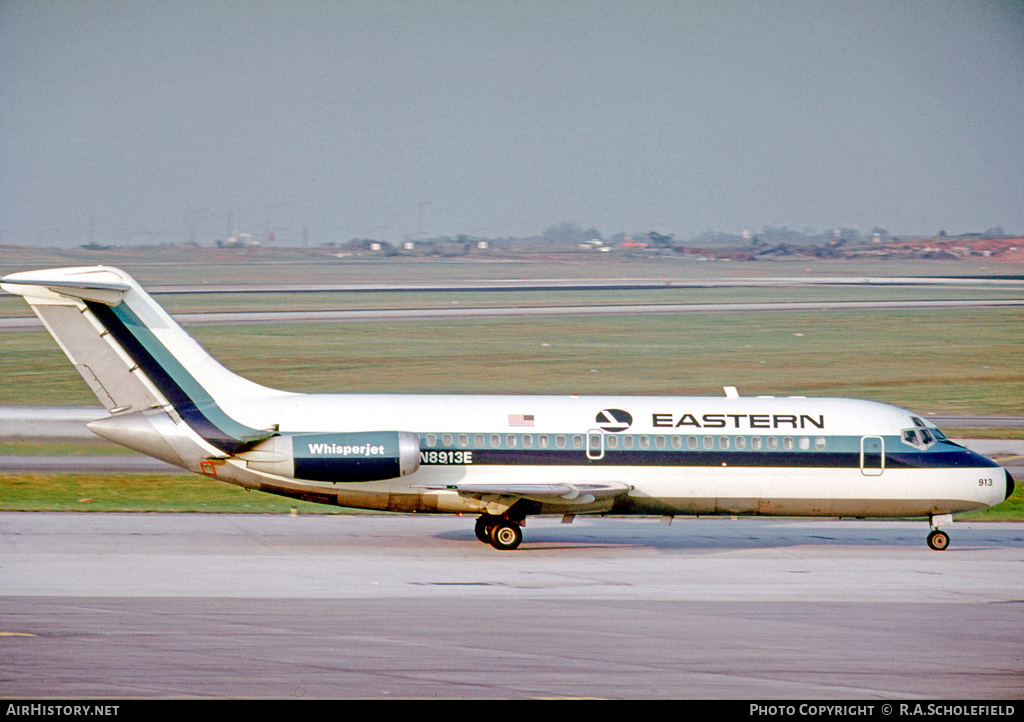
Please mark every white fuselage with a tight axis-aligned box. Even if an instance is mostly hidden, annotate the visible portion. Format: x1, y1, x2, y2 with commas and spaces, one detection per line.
183, 391, 1008, 518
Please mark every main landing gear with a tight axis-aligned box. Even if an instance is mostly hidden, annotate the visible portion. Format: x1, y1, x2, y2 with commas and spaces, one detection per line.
475, 514, 524, 551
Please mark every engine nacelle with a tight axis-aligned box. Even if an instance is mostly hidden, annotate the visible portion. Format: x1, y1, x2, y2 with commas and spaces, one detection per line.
239, 431, 420, 482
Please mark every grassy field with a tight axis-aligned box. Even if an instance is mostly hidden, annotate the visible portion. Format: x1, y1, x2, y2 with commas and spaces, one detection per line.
4, 307, 1021, 414
3, 246, 1022, 410
0, 473, 346, 514
2, 247, 1021, 519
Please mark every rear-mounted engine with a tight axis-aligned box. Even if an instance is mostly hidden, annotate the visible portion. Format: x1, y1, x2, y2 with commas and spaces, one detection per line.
239, 431, 420, 482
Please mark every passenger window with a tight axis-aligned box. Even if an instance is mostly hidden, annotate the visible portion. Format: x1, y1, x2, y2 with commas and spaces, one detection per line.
458, 434, 469, 448
572, 435, 584, 449
506, 435, 517, 448
671, 436, 683, 449
767, 437, 778, 450
606, 435, 618, 449
639, 436, 650, 449
751, 437, 762, 450
799, 437, 810, 450
426, 434, 437, 447
442, 434, 453, 447
490, 434, 501, 448
719, 436, 729, 450
655, 436, 666, 449
783, 437, 794, 450
815, 437, 826, 450
539, 435, 549, 448
735, 436, 746, 450
687, 436, 698, 449
703, 436, 714, 449
522, 434, 533, 448
556, 435, 566, 448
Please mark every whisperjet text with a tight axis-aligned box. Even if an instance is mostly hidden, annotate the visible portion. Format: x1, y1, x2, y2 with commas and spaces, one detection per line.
308, 442, 387, 456
652, 412, 825, 429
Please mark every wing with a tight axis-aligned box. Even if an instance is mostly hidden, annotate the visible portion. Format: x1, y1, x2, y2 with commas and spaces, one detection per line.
417, 481, 632, 507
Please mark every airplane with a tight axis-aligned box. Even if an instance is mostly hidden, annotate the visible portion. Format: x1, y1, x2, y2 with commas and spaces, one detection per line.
1, 265, 1014, 551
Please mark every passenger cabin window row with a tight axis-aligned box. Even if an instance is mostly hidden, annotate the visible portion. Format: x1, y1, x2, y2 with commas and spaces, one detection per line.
423, 433, 828, 451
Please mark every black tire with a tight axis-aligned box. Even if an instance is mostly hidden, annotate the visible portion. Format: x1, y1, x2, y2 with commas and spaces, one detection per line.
475, 515, 498, 544
927, 529, 950, 551
489, 520, 523, 551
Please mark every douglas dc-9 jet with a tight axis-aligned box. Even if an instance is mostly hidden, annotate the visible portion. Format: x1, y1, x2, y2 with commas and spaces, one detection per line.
2, 266, 1013, 550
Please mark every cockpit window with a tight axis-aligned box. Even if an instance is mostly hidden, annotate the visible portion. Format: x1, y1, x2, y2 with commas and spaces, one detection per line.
902, 425, 940, 449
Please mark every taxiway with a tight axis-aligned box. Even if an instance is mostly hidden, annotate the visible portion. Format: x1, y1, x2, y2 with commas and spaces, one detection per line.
1, 512, 1022, 699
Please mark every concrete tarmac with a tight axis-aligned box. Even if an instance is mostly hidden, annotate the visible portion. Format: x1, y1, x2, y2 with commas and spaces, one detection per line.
1, 512, 1022, 699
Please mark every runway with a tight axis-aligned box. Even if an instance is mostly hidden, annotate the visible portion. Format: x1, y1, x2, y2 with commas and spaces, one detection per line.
4, 296, 1024, 330
2, 512, 1022, 699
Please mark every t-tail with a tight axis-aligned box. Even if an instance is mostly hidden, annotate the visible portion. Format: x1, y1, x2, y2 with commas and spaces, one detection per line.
1, 266, 288, 470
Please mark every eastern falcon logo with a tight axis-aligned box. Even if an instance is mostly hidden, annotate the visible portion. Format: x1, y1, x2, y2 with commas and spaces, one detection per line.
596, 409, 632, 432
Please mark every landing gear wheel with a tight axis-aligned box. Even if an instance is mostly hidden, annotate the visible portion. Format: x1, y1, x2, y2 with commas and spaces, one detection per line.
475, 515, 499, 544
927, 529, 950, 551
489, 520, 523, 551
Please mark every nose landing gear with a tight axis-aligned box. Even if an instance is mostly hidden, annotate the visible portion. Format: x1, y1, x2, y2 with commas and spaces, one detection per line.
927, 514, 952, 551
926, 528, 950, 551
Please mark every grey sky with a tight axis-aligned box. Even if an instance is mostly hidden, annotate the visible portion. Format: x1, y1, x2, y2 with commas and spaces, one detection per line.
2, 0, 1023, 247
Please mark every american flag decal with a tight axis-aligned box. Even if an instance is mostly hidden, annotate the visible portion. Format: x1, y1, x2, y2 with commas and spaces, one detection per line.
508, 414, 535, 427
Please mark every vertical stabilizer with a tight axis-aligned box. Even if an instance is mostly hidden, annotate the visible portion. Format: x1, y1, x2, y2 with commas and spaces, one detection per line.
2, 266, 282, 454
3, 267, 156, 412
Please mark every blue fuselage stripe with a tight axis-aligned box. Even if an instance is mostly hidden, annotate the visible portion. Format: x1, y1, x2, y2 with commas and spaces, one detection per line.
421, 444, 999, 470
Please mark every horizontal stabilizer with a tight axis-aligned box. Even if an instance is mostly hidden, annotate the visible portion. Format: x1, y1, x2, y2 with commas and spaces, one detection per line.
1, 268, 130, 305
